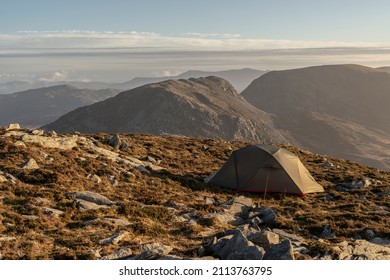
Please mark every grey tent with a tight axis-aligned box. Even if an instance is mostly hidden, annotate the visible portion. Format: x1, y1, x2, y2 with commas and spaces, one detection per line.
205, 145, 324, 195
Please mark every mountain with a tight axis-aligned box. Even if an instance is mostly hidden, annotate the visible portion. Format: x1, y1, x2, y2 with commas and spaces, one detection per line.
377, 66, 390, 74
0, 85, 120, 128
43, 77, 284, 143
0, 68, 266, 94
241, 64, 390, 170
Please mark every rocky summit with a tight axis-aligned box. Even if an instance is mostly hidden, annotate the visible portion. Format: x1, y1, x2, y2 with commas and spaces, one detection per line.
42, 77, 284, 143
0, 126, 389, 260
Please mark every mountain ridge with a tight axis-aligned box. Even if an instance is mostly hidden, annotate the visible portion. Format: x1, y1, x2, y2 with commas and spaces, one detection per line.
43, 76, 284, 143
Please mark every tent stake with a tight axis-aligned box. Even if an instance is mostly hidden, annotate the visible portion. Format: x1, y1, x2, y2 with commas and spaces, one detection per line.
264, 167, 270, 200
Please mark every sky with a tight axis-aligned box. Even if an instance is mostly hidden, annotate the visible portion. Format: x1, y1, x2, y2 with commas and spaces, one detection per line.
1, 0, 390, 83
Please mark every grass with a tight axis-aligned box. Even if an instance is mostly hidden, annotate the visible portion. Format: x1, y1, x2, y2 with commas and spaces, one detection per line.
0, 131, 389, 259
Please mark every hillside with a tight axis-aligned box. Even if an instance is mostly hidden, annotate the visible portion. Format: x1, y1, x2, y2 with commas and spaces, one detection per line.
0, 85, 120, 128
241, 64, 390, 170
0, 127, 389, 260
43, 77, 284, 143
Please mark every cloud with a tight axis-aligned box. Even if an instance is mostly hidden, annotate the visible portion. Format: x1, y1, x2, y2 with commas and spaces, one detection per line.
38, 70, 68, 82
1, 30, 389, 53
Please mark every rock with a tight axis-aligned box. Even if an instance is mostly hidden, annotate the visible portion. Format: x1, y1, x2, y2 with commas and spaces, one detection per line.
249, 216, 263, 227
76, 199, 111, 211
336, 240, 390, 260
216, 229, 253, 260
6, 123, 20, 130
147, 156, 157, 164
204, 197, 216, 205
108, 134, 128, 150
323, 195, 334, 201
247, 230, 280, 250
99, 248, 133, 260
97, 232, 126, 245
87, 249, 102, 259
46, 130, 57, 137
263, 239, 295, 260
91, 174, 102, 184
66, 191, 113, 206
376, 190, 390, 196
363, 229, 376, 240
369, 237, 390, 245
31, 129, 44, 136
361, 178, 371, 187
21, 134, 78, 150
22, 215, 39, 220
109, 175, 119, 187
0, 236, 16, 242
335, 185, 349, 192
0, 252, 2, 260
323, 161, 334, 168
223, 196, 253, 219
226, 245, 265, 260
108, 134, 121, 148
250, 207, 277, 225
83, 217, 131, 227
0, 175, 7, 183
129, 243, 173, 260
319, 225, 335, 239
41, 207, 64, 217
20, 158, 39, 170
13, 141, 26, 147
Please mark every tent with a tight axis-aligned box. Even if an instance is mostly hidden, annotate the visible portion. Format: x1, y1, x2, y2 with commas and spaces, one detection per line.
205, 145, 324, 195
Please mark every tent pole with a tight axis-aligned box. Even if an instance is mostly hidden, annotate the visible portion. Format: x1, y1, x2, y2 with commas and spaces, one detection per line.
264, 167, 270, 200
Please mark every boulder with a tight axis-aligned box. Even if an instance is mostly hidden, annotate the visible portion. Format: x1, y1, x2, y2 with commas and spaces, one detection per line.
250, 207, 277, 225
363, 229, 376, 240
216, 229, 253, 260
247, 230, 280, 250
226, 245, 265, 260
263, 239, 295, 260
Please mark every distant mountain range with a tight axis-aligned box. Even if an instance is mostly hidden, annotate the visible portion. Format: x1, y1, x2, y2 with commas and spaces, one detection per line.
241, 64, 390, 170
43, 76, 284, 143
0, 68, 266, 95
2, 64, 389, 170
0, 85, 120, 128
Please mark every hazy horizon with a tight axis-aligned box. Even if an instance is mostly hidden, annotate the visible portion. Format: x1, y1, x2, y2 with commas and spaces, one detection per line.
2, 47, 390, 84
2, 0, 390, 83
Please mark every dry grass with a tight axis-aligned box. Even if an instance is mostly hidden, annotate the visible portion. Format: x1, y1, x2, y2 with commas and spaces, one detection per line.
0, 130, 389, 259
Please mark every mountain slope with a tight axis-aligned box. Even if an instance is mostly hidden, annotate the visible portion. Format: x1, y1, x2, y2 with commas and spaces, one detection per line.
43, 77, 284, 143
241, 64, 390, 170
0, 85, 120, 127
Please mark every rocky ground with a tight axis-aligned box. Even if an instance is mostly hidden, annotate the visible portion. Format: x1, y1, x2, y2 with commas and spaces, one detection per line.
0, 124, 389, 260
